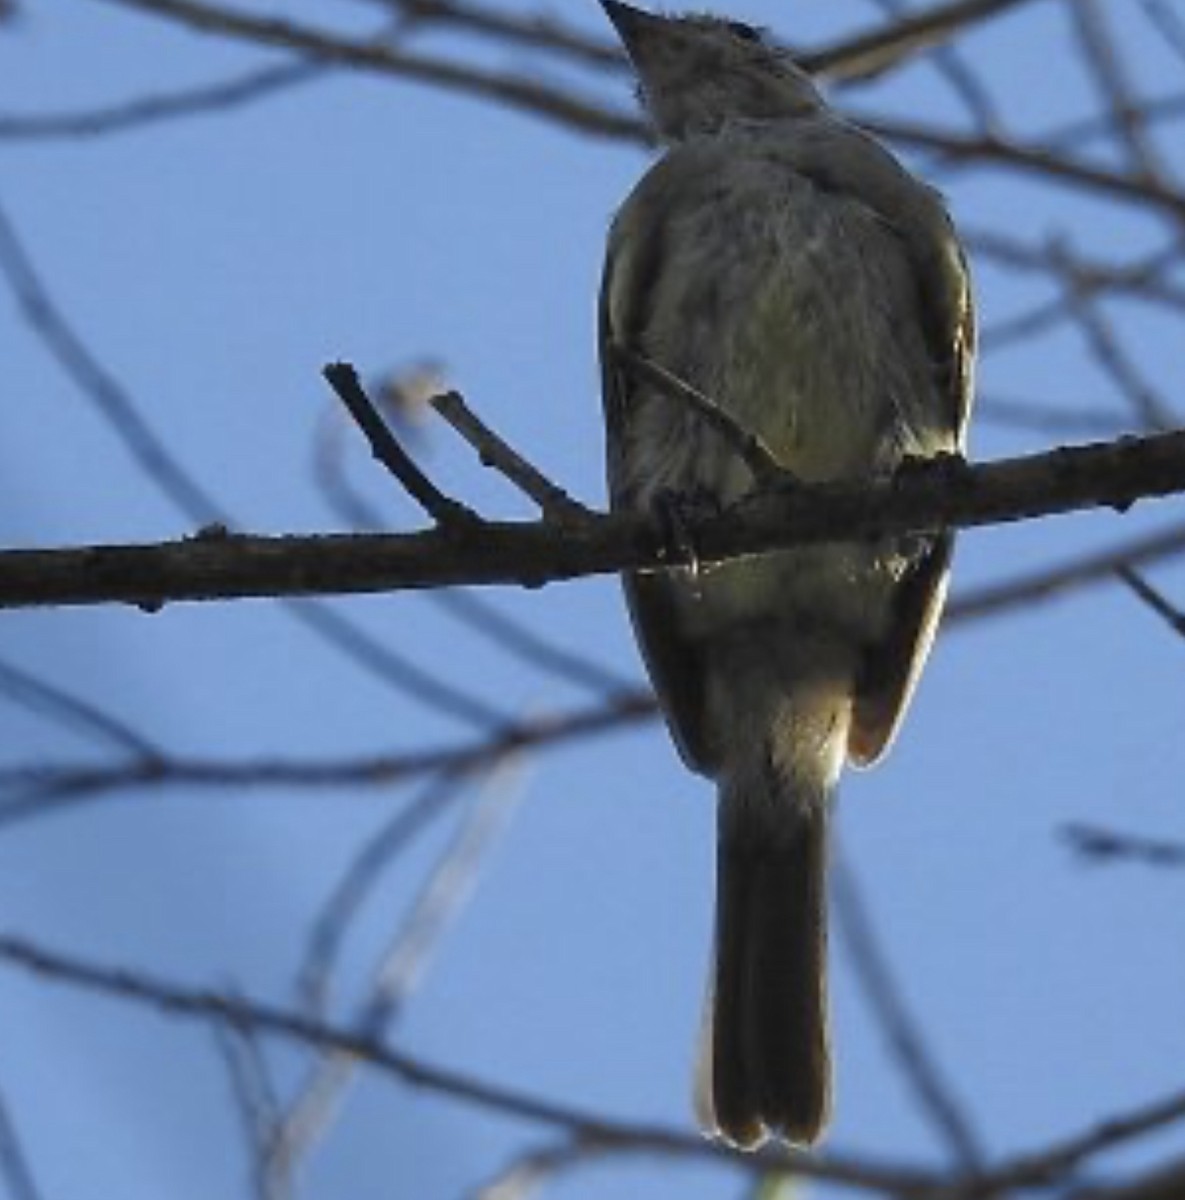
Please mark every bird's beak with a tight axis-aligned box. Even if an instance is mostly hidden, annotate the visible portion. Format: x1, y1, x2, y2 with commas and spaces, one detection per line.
600, 1, 660, 49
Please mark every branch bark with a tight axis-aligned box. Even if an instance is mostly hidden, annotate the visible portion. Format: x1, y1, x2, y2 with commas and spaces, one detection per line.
3, 431, 1185, 610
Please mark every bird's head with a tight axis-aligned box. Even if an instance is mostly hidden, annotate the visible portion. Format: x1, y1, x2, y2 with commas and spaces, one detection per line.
602, 2, 824, 140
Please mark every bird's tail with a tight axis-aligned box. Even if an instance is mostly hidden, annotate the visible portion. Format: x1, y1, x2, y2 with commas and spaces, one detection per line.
695, 744, 834, 1149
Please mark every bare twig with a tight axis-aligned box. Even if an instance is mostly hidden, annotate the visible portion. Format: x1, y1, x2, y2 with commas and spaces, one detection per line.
86, 0, 1185, 226
476, 1138, 593, 1200
1062, 822, 1185, 869
378, 0, 623, 70
968, 231, 1185, 312
0, 691, 656, 818
0, 192, 501, 719
853, 114, 1185, 221
359, 765, 521, 1030
9, 505, 1181, 813
1115, 566, 1185, 636
430, 390, 593, 523
213, 1021, 284, 1200
0, 653, 162, 757
0, 62, 324, 140
975, 393, 1127, 437
95, 0, 645, 141
4, 928, 1183, 1197
862, 0, 1005, 131
296, 772, 468, 1016
323, 363, 477, 530
1046, 240, 1178, 432
0, 934, 943, 1195
313, 418, 631, 697
1072, 0, 1169, 182
971, 230, 1185, 356
971, 1086, 1185, 1195
1144, 1, 1185, 66
804, 0, 1037, 82
834, 852, 984, 1170
273, 766, 521, 1185
0, 197, 225, 523
611, 346, 786, 487
431, 590, 635, 697
948, 522, 1185, 623
1070, 1154, 1185, 1200
286, 599, 510, 731
0, 1084, 44, 1200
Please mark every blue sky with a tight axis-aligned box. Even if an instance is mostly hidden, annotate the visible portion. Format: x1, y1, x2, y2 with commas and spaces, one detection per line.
2, 2, 1185, 1198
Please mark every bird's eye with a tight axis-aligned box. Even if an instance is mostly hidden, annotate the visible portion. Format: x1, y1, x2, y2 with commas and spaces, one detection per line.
727, 20, 762, 43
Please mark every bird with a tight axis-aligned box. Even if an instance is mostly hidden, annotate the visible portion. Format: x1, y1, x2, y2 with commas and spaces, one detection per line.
597, 1, 974, 1149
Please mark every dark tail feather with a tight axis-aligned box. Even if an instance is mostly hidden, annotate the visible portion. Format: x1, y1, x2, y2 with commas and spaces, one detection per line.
707, 793, 831, 1148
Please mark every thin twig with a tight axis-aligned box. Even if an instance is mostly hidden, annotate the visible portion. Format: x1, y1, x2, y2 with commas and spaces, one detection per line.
0, 654, 162, 757
213, 1021, 284, 1200
323, 363, 477, 530
854, 114, 1185, 221
804, 0, 1037, 82
1046, 239, 1178, 432
0, 933, 944, 1195
0, 692, 656, 820
834, 852, 984, 1170
1035, 90, 1185, 157
313, 415, 632, 697
84, 0, 1185, 224
1072, 0, 1169, 183
1144, 0, 1185, 66
971, 230, 1185, 357
274, 766, 522, 1184
430, 390, 593, 523
432, 590, 635, 697
611, 346, 785, 487
0, 197, 225, 523
975, 393, 1127, 437
0, 61, 325, 140
0, 192, 500, 718
296, 772, 468, 1016
1069, 1154, 1185, 1200
968, 1086, 1185, 1196
948, 522, 1185, 623
1115, 566, 1185, 636
381, 0, 623, 70
95, 0, 645, 141
0, 1084, 45, 1200
290, 600, 510, 731
1062, 823, 1185, 869
864, 0, 1003, 133
475, 1138, 591, 1200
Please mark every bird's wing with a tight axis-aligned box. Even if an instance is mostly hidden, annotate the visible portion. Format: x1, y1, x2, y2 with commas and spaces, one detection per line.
599, 181, 719, 777
826, 128, 975, 766
848, 533, 954, 767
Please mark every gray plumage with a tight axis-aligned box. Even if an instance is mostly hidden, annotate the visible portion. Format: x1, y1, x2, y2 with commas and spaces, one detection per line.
598, 2, 974, 1149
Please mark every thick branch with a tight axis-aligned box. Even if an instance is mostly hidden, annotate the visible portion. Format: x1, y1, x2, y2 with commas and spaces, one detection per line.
2, 432, 1185, 610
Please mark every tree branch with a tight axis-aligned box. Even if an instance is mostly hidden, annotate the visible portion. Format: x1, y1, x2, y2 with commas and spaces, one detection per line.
3, 431, 1185, 610
0, 933, 942, 1196
93, 0, 645, 141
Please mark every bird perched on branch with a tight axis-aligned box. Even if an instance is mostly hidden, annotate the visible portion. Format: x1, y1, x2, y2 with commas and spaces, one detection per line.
598, 1, 974, 1149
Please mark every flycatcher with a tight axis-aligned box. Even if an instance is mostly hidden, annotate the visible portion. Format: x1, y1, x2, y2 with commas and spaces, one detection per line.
598, 2, 974, 1148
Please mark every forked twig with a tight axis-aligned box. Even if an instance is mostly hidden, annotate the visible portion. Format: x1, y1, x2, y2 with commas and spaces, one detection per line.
431, 390, 593, 523
323, 362, 478, 530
